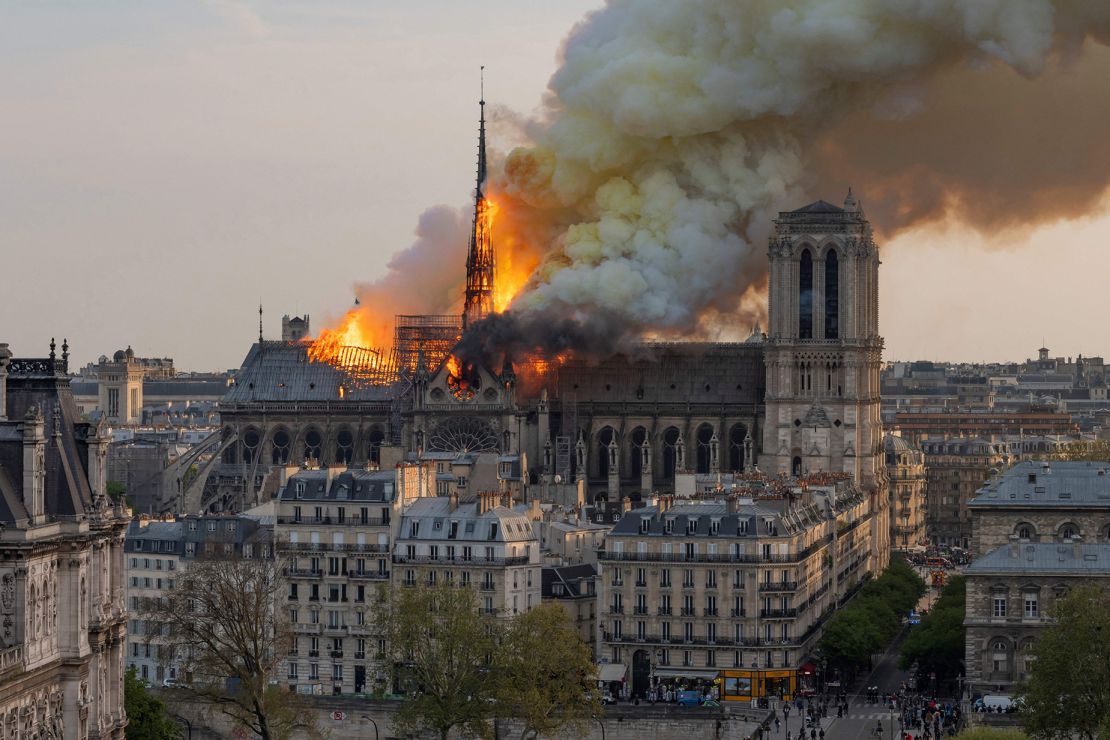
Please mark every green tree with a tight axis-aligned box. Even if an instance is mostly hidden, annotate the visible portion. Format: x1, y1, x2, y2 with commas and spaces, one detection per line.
497, 604, 601, 739
1018, 586, 1110, 739
954, 729, 1028, 740
899, 575, 965, 687
124, 667, 181, 740
106, 480, 127, 502
143, 556, 315, 740
819, 608, 882, 673
378, 583, 500, 740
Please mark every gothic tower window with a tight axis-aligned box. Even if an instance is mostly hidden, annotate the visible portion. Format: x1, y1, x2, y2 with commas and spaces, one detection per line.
824, 250, 839, 339
728, 424, 747, 472
799, 249, 814, 339
630, 427, 648, 478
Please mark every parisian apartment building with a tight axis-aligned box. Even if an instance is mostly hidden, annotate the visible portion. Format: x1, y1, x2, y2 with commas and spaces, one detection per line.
597, 479, 878, 704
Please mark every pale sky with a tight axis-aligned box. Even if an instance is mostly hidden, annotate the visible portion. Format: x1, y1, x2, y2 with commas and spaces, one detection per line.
1, 1, 1107, 372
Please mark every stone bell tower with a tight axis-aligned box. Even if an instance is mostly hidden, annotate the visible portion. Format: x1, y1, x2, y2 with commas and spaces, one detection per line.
760, 191, 884, 488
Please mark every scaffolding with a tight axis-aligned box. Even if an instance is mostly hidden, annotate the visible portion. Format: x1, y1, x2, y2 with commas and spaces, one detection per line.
392, 314, 463, 376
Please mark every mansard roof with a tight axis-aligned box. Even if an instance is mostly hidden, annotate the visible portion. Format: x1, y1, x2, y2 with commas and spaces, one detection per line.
0, 353, 99, 525
223, 341, 398, 404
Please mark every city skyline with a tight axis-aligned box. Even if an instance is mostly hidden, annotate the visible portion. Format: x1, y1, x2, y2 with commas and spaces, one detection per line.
3, 1, 1110, 371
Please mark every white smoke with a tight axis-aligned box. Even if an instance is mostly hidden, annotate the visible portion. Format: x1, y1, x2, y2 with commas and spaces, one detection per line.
487, 0, 1110, 342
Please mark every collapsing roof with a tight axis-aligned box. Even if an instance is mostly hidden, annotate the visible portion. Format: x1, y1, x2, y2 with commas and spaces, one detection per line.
223, 341, 400, 403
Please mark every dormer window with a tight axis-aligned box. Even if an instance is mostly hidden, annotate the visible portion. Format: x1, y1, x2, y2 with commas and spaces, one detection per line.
295, 482, 305, 499
738, 520, 748, 535
664, 517, 675, 534
639, 517, 650, 534
409, 521, 420, 538
709, 518, 720, 536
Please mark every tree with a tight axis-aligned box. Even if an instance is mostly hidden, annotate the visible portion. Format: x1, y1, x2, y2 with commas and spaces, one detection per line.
124, 667, 180, 740
899, 575, 965, 688
143, 555, 314, 740
497, 604, 601, 740
1018, 586, 1110, 739
954, 729, 1028, 740
378, 583, 500, 740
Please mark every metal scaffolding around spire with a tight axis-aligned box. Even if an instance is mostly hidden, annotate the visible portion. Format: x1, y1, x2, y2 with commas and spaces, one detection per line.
463, 66, 495, 330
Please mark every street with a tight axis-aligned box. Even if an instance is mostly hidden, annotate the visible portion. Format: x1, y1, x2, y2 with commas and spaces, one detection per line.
769, 630, 913, 740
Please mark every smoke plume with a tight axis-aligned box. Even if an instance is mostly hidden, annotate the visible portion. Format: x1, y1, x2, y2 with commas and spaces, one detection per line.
358, 1, 1110, 362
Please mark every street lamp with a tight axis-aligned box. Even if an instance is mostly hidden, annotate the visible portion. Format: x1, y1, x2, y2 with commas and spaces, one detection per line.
592, 714, 606, 740
782, 698, 790, 738
359, 715, 380, 740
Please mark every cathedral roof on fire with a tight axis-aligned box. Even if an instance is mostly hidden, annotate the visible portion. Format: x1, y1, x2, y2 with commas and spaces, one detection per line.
223, 341, 398, 404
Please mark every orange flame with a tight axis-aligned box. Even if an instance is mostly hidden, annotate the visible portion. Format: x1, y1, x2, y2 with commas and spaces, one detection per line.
304, 309, 376, 363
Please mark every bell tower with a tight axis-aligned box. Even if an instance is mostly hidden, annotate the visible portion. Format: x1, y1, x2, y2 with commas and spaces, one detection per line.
760, 191, 885, 485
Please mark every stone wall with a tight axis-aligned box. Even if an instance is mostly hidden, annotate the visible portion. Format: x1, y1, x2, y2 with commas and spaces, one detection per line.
169, 695, 771, 740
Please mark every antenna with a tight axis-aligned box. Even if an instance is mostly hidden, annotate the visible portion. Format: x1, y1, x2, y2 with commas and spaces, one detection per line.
259, 302, 264, 343
480, 65, 485, 105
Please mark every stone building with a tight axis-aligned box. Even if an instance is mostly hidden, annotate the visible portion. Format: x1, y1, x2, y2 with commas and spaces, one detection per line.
0, 341, 130, 738
281, 315, 310, 342
597, 479, 876, 702
271, 465, 427, 696
920, 436, 1012, 549
968, 460, 1110, 557
963, 541, 1110, 696
885, 434, 927, 551
123, 514, 272, 687
391, 492, 542, 619
202, 194, 887, 542
97, 348, 144, 426
963, 460, 1110, 696
541, 563, 597, 644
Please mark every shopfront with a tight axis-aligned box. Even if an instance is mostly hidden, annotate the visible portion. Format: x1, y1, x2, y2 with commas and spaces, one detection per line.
720, 669, 798, 702
650, 668, 720, 701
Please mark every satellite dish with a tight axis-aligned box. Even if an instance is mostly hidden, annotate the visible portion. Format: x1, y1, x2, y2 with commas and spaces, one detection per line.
554, 474, 563, 484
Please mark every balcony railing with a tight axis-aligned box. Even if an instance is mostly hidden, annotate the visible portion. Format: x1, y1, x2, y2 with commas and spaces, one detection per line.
277, 516, 388, 527
392, 555, 529, 566
598, 542, 822, 565
281, 542, 390, 554
731, 608, 746, 617
348, 570, 390, 581
657, 607, 672, 616
758, 581, 799, 592
759, 608, 798, 619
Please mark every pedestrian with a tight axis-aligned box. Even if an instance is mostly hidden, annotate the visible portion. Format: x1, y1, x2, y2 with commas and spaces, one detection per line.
774, 718, 780, 733
819, 730, 825, 739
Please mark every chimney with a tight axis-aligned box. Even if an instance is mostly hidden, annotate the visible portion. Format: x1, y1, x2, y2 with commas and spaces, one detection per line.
500, 491, 512, 509
621, 496, 632, 514
22, 406, 45, 524
726, 494, 739, 514
0, 343, 10, 420
528, 497, 542, 522
448, 490, 459, 513
1008, 533, 1020, 559
477, 491, 497, 515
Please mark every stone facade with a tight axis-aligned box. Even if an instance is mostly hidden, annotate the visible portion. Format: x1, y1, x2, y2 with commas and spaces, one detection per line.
597, 481, 876, 702
921, 436, 1012, 549
761, 195, 889, 572
969, 459, 1110, 557
0, 342, 130, 739
885, 434, 927, 550
963, 541, 1110, 696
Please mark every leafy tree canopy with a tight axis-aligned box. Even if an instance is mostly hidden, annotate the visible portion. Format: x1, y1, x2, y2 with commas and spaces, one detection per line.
124, 668, 180, 740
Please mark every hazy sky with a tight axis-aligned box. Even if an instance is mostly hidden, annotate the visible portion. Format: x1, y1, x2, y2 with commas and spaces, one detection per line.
2, 1, 1108, 371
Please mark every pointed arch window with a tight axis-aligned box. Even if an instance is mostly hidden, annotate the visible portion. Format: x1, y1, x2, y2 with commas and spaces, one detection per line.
824, 250, 839, 339
799, 249, 813, 339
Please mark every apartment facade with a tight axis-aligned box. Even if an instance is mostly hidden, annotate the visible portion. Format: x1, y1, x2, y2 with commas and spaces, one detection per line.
597, 484, 876, 702
885, 434, 927, 551
391, 491, 542, 619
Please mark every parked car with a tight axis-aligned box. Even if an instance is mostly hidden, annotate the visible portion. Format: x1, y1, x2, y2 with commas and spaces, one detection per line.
677, 690, 703, 707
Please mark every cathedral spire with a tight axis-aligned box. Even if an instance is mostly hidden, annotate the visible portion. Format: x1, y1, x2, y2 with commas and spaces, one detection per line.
463, 66, 495, 330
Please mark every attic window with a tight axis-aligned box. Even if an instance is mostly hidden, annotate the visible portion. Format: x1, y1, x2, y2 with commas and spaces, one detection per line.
639, 517, 650, 534
664, 517, 675, 533
309, 382, 315, 389
552, 583, 564, 596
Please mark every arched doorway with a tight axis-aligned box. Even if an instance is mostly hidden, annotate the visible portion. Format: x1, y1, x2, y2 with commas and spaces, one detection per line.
632, 649, 651, 700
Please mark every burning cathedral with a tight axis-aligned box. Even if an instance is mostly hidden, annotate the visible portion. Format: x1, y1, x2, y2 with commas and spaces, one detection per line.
196, 99, 886, 550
